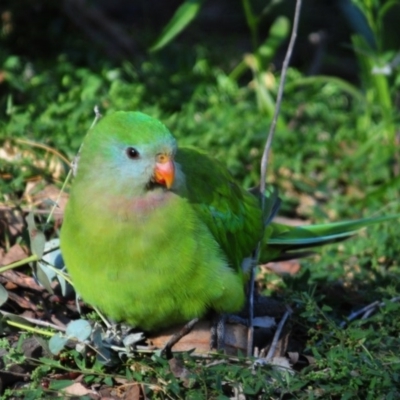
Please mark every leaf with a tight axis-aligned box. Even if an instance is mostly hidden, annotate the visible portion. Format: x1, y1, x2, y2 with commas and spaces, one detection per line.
35, 264, 54, 294
338, 0, 376, 49
66, 319, 92, 342
149, 0, 204, 52
379, 0, 400, 20
0, 244, 28, 266
0, 283, 8, 307
49, 320, 92, 355
48, 333, 68, 355
58, 382, 93, 397
25, 212, 46, 259
258, 16, 290, 64
268, 356, 294, 374
38, 239, 71, 296
122, 332, 146, 348
48, 380, 75, 391
92, 325, 112, 365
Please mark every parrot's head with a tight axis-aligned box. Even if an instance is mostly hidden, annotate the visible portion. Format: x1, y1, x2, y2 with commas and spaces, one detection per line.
76, 111, 178, 197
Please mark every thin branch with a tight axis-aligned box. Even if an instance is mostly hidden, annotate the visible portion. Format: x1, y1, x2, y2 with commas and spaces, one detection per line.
1, 310, 67, 332
14, 139, 71, 166
260, 0, 302, 201
247, 0, 302, 356
340, 296, 400, 328
46, 169, 72, 224
246, 249, 257, 356
265, 308, 292, 361
72, 106, 102, 177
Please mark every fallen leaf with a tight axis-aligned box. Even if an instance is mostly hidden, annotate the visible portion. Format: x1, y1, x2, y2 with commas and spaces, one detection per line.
0, 244, 28, 266
287, 351, 299, 365
124, 384, 142, 400
7, 291, 38, 311
263, 260, 301, 275
0, 206, 25, 244
0, 269, 44, 291
62, 382, 96, 396
24, 182, 68, 218
269, 356, 294, 374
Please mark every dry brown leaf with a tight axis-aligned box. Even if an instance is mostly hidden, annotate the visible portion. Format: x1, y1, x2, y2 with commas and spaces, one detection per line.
0, 206, 25, 242
123, 384, 142, 400
269, 356, 294, 374
0, 269, 44, 291
7, 291, 38, 311
62, 382, 97, 397
0, 244, 28, 266
263, 260, 301, 276
24, 182, 68, 217
287, 351, 299, 365
304, 354, 316, 365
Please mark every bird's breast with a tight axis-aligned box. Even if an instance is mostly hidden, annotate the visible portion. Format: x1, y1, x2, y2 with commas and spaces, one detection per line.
105, 190, 176, 223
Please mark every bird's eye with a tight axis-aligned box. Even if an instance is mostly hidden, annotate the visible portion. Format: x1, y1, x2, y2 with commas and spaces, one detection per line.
126, 147, 140, 159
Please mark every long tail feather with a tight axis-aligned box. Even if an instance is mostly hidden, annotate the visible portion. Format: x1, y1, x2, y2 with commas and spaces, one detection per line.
261, 215, 400, 263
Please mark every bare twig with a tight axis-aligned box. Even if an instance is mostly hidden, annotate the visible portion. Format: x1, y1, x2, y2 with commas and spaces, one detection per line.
246, 251, 256, 356
340, 296, 400, 328
0, 270, 44, 292
247, 0, 302, 357
14, 139, 71, 166
1, 310, 67, 332
265, 308, 292, 361
46, 171, 72, 224
259, 0, 302, 199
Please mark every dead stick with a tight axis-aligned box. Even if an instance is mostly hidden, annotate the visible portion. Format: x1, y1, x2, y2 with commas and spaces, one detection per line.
265, 308, 292, 361
247, 0, 303, 356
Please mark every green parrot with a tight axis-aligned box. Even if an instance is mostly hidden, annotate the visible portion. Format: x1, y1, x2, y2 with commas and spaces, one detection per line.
60, 111, 391, 331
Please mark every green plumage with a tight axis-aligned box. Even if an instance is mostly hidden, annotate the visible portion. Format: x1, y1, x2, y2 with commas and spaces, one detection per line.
60, 111, 393, 331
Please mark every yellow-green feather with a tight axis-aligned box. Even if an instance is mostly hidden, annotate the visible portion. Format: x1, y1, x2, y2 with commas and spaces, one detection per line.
61, 111, 261, 330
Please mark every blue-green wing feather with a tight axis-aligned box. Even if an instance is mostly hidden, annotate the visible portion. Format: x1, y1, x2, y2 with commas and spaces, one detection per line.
262, 215, 400, 262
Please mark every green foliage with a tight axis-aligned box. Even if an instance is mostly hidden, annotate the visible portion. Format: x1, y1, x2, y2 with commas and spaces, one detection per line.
150, 0, 290, 115
339, 0, 400, 160
150, 0, 205, 52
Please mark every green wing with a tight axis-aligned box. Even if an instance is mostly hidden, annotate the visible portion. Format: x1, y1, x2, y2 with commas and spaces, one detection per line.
177, 147, 399, 267
176, 147, 265, 270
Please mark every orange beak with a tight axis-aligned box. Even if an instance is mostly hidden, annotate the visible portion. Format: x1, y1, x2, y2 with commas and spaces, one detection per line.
153, 155, 175, 189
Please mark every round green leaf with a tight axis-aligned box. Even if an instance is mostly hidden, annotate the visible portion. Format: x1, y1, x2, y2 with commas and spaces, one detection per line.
66, 319, 92, 342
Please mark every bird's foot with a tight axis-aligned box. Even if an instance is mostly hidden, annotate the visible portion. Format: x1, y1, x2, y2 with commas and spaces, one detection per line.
160, 317, 200, 358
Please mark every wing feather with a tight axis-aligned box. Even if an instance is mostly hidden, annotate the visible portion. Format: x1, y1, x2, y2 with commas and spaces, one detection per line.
176, 147, 263, 270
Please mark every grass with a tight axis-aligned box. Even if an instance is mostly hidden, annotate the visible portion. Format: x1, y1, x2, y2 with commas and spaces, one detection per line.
1, 1, 400, 398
